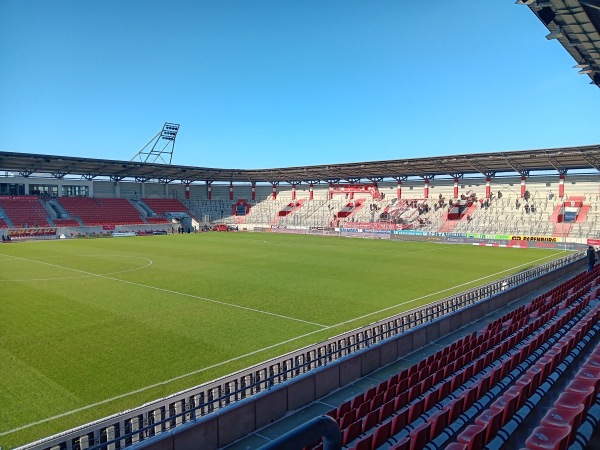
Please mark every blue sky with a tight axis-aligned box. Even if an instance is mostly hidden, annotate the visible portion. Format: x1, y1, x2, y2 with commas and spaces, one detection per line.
1, 1, 598, 169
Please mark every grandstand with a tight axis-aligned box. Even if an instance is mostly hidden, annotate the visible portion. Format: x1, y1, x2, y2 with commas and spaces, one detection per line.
2, 0, 600, 449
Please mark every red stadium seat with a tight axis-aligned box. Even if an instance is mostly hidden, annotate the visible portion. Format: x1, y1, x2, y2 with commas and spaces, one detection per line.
372, 420, 391, 448
525, 426, 570, 450
457, 424, 487, 450
389, 436, 410, 450
408, 421, 431, 450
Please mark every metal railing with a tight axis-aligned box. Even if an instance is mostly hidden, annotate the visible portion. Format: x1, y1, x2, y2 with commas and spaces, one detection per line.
20, 252, 583, 450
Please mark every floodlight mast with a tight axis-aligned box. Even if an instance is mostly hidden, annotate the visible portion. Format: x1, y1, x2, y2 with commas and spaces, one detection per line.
131, 122, 180, 164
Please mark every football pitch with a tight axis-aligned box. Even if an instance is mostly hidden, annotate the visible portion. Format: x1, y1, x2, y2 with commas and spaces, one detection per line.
0, 233, 568, 447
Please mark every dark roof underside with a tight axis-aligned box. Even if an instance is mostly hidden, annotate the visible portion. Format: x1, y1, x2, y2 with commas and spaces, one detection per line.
526, 0, 600, 87
1, 145, 600, 184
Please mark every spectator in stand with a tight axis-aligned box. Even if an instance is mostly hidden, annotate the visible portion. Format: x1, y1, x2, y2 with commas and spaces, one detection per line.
497, 190, 503, 199
524, 204, 530, 214
530, 204, 536, 213
587, 245, 597, 272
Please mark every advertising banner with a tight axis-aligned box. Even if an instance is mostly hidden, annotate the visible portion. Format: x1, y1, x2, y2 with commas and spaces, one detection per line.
510, 235, 558, 242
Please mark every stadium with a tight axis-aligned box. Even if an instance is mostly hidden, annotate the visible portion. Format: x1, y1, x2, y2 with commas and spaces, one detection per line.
1, 1, 600, 450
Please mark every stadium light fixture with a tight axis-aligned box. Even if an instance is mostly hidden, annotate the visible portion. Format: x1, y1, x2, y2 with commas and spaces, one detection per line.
131, 122, 181, 164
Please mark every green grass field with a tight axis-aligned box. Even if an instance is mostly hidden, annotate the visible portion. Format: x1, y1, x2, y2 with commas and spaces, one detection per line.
0, 233, 568, 448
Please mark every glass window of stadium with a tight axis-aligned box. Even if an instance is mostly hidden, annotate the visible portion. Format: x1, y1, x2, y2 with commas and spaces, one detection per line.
30, 184, 58, 197
62, 185, 89, 197
0, 183, 25, 195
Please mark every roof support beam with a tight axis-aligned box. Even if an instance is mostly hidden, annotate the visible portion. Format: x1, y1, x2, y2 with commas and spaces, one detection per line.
579, 152, 600, 171
504, 157, 529, 176
464, 157, 492, 176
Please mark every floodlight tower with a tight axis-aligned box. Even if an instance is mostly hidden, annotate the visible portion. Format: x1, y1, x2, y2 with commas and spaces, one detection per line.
131, 122, 180, 164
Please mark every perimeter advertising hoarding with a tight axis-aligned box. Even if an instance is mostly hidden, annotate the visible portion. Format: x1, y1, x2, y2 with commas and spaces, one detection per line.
510, 235, 558, 242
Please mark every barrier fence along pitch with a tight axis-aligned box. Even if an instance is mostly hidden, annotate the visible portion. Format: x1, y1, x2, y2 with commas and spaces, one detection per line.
22, 252, 583, 450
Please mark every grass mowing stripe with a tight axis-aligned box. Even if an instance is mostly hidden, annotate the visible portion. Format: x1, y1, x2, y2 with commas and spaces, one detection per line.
0, 249, 565, 439
0, 252, 327, 328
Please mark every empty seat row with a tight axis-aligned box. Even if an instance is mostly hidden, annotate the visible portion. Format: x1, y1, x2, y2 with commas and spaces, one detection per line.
0, 196, 52, 227
306, 268, 599, 450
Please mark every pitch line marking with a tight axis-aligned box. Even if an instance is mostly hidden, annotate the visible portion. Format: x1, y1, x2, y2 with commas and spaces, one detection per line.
0, 251, 569, 437
0, 253, 327, 328
0, 255, 153, 281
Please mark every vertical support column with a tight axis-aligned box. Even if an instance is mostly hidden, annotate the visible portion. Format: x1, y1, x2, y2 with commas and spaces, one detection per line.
397, 180, 402, 199
349, 189, 354, 200
153, 409, 162, 435
185, 183, 190, 200
193, 394, 202, 418
251, 182, 256, 201
424, 179, 430, 199
131, 417, 140, 444
453, 178, 459, 199
559, 173, 565, 198
485, 176, 491, 199
272, 183, 277, 200
520, 175, 526, 199
328, 183, 334, 200
309, 183, 314, 201
80, 435, 90, 450
106, 425, 116, 450
229, 182, 234, 201
115, 181, 121, 198
207, 182, 212, 201
140, 182, 146, 198
164, 182, 168, 198
291, 184, 296, 200
175, 401, 183, 426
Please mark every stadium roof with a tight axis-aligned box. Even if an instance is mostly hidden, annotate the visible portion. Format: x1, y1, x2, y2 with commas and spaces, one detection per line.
521, 0, 600, 87
1, 145, 600, 185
